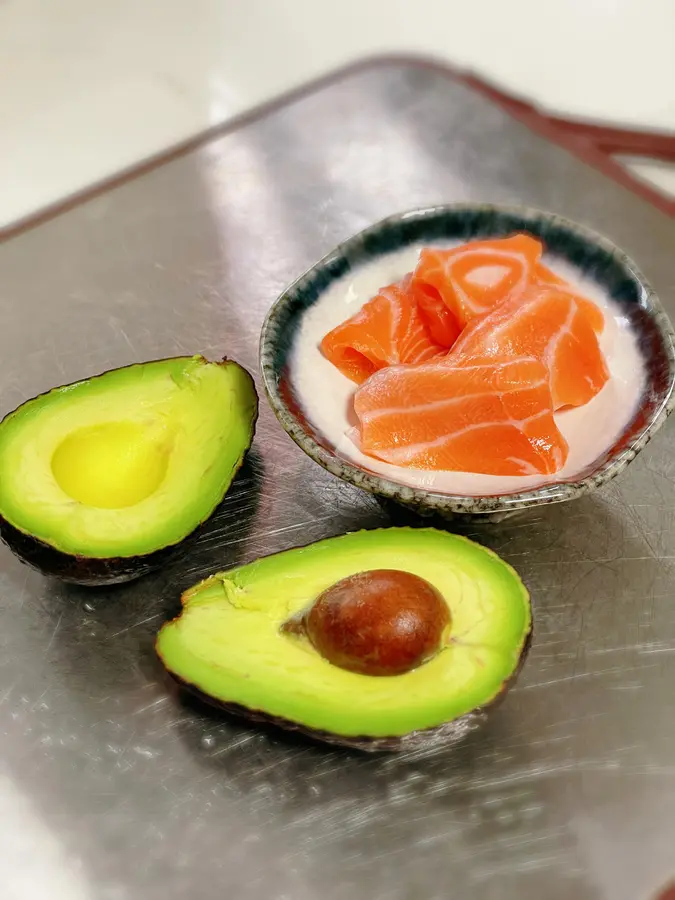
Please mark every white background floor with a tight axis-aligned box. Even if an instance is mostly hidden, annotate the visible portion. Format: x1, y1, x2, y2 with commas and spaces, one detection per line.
2, 0, 675, 229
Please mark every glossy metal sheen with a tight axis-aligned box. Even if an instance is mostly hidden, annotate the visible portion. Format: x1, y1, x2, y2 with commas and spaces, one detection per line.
0, 61, 674, 900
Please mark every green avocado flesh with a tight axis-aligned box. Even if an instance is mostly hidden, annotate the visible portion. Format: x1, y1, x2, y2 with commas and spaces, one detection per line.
156, 527, 531, 740
0, 356, 257, 558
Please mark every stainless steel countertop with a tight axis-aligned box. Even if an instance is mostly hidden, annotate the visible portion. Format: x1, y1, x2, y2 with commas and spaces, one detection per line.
1, 60, 674, 900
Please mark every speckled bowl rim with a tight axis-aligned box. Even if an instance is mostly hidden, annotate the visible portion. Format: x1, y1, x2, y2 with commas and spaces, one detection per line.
260, 203, 675, 515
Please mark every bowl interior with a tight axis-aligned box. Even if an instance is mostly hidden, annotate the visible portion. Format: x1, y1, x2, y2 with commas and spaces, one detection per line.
260, 204, 675, 513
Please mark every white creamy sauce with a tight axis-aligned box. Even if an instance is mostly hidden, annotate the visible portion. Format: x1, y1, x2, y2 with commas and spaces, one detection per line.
290, 241, 645, 496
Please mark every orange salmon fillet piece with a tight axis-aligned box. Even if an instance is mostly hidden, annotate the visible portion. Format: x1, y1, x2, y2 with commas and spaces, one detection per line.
413, 283, 462, 348
448, 286, 609, 410
354, 358, 568, 475
320, 278, 451, 384
410, 234, 543, 327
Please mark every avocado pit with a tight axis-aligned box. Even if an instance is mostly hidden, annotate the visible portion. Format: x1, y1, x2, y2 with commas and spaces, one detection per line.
283, 568, 451, 676
156, 527, 533, 748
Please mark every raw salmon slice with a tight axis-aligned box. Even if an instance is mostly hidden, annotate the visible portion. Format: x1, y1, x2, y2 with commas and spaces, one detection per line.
531, 263, 606, 331
354, 358, 568, 476
411, 234, 543, 327
448, 286, 609, 410
535, 262, 566, 286
320, 278, 450, 384
533, 264, 605, 331
413, 283, 462, 348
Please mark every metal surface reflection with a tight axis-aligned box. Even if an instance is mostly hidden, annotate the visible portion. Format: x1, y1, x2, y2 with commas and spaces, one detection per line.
0, 60, 674, 900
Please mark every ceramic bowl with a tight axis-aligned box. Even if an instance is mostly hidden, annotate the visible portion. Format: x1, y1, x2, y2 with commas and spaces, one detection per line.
259, 204, 675, 520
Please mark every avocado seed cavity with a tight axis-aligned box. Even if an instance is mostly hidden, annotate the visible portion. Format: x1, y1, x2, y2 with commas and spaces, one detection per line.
51, 421, 171, 509
283, 569, 451, 676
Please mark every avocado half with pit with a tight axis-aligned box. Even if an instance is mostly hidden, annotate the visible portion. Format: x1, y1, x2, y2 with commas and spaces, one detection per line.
156, 527, 532, 751
0, 355, 257, 585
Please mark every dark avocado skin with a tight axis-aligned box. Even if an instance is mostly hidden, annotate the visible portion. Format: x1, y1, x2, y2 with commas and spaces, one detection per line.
0, 356, 259, 587
158, 628, 532, 753
0, 515, 197, 586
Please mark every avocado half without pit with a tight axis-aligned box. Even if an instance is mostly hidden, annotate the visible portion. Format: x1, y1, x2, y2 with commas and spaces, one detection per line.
0, 355, 257, 585
156, 527, 532, 751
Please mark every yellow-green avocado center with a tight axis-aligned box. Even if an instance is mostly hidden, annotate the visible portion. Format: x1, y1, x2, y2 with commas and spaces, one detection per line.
51, 421, 173, 509
156, 528, 531, 740
0, 356, 257, 558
